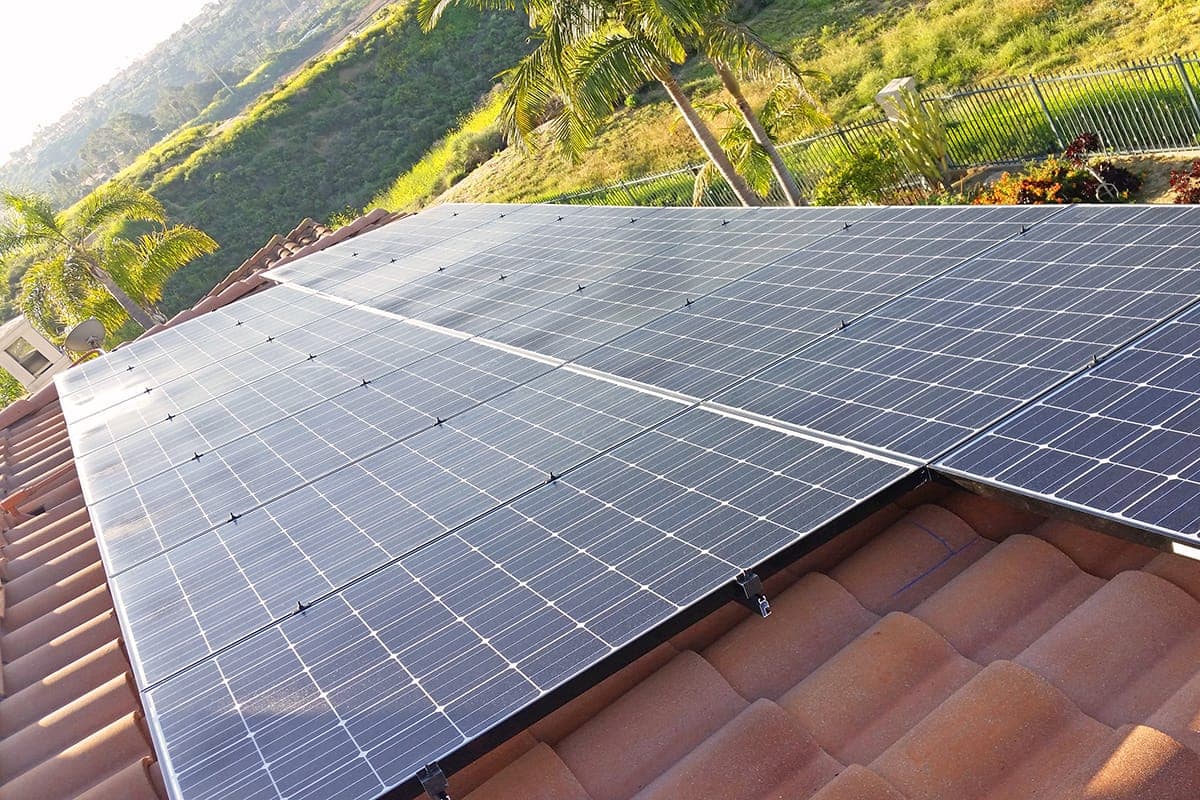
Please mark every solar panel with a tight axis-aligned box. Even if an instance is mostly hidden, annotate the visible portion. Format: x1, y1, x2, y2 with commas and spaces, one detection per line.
86, 337, 558, 577
939, 300, 1200, 541
717, 205, 1200, 459
479, 207, 869, 360
578, 205, 1063, 397
141, 407, 913, 800
265, 203, 537, 296
105, 366, 686, 687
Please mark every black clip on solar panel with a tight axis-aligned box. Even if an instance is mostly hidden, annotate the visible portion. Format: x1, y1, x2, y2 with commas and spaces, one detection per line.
736, 571, 771, 618
417, 763, 451, 800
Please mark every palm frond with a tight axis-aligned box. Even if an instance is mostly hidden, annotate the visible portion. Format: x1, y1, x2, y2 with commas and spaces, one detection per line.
497, 45, 565, 148
702, 19, 822, 85
115, 227, 219, 304
70, 182, 165, 236
568, 31, 660, 127
417, 0, 519, 31
0, 192, 62, 256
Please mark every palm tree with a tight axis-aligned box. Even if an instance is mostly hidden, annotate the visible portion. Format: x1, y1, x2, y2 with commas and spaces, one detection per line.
699, 20, 825, 205
420, 0, 764, 206
693, 80, 828, 204
0, 183, 217, 337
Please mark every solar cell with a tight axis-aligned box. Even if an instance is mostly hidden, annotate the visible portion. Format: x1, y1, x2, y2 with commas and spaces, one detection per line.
63, 201, 1200, 800
939, 300, 1200, 541
717, 205, 1200, 459
578, 205, 1063, 397
142, 407, 912, 800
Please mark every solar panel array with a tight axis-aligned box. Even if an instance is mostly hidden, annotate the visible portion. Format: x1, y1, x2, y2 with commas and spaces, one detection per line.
58, 201, 1200, 800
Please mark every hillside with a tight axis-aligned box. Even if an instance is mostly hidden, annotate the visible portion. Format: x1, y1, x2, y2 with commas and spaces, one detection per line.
145, 2, 527, 312
0, 0, 378, 202
374, 0, 1200, 207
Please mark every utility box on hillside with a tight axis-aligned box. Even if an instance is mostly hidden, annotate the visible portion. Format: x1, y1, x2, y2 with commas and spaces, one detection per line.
876, 76, 919, 121
0, 316, 70, 394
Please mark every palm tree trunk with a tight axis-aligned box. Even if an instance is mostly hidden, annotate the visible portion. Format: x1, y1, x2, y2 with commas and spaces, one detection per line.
713, 62, 805, 206
653, 67, 761, 207
87, 264, 157, 330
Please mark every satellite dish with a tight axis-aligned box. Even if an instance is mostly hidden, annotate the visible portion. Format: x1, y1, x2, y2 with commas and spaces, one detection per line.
64, 318, 106, 354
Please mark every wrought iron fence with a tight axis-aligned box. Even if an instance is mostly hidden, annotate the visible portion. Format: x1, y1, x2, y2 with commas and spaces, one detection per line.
545, 53, 1200, 207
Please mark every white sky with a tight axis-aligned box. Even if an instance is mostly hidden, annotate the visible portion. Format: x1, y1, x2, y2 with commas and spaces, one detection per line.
0, 0, 211, 161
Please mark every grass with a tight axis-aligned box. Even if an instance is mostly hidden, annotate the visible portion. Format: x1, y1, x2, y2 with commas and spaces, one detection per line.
365, 91, 507, 212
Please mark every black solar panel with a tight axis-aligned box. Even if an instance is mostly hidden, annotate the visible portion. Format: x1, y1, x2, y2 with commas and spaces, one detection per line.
577, 205, 1063, 397
141, 408, 912, 800
940, 300, 1200, 541
717, 205, 1200, 459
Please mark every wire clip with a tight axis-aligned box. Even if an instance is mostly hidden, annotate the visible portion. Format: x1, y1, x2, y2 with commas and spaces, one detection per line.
736, 571, 771, 618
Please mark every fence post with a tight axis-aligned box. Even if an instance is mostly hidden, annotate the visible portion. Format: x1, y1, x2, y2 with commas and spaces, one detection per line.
834, 124, 857, 155
1028, 75, 1065, 150
1173, 54, 1200, 125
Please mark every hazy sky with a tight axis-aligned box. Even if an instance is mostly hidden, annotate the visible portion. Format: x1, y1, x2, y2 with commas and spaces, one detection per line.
0, 0, 211, 161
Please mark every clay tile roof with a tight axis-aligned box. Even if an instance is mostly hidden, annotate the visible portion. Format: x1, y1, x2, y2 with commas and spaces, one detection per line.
0, 207, 403, 800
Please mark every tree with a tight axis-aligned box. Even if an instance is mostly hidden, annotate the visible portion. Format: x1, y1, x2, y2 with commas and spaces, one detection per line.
419, 0, 764, 206
693, 81, 826, 203
0, 183, 217, 338
699, 20, 825, 205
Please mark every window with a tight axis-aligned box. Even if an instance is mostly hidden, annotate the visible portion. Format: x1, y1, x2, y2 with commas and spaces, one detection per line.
5, 337, 52, 376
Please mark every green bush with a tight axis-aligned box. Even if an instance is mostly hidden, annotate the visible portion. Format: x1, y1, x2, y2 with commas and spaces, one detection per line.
810, 142, 908, 205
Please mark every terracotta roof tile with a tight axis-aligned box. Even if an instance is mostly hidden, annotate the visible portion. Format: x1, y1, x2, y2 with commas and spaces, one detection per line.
703, 573, 877, 701
780, 612, 980, 764
808, 765, 908, 800
1063, 724, 1200, 800
0, 711, 151, 799
555, 651, 747, 800
912, 533, 1105, 662
828, 504, 991, 613
1028, 518, 1158, 578
633, 698, 841, 800
1016, 570, 1200, 727
462, 743, 592, 800
938, 487, 1044, 541
872, 660, 1112, 800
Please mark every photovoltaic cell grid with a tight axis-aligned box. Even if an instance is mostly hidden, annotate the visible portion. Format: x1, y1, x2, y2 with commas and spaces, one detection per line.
264, 203, 536, 297
142, 409, 912, 800
717, 205, 1200, 460
109, 367, 688, 687
477, 206, 874, 361
85, 334, 558, 579
940, 300, 1200, 540
578, 205, 1062, 397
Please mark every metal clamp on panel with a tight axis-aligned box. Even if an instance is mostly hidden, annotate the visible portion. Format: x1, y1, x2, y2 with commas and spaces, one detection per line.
736, 571, 771, 618
417, 762, 451, 800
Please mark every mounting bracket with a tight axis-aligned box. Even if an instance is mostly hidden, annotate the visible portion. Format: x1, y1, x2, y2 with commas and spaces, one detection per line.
417, 763, 451, 800
735, 571, 771, 618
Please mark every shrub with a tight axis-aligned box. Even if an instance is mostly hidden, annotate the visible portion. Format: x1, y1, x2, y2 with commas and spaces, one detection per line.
1169, 160, 1200, 204
811, 142, 909, 206
975, 132, 1141, 204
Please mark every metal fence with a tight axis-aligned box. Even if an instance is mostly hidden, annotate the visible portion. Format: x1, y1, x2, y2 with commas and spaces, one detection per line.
546, 53, 1200, 207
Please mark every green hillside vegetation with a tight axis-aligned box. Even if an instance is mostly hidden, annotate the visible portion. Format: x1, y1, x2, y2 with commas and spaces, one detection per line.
378, 0, 1200, 207
123, 1, 527, 313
